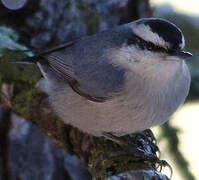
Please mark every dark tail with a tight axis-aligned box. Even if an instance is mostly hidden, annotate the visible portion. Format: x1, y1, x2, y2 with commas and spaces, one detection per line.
14, 56, 40, 65
15, 39, 78, 65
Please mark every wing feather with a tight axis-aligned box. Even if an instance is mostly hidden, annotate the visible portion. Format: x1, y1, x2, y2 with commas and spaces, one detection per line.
23, 31, 127, 102
47, 56, 107, 102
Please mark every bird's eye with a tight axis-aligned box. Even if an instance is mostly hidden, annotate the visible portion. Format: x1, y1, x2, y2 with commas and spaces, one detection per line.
147, 43, 154, 50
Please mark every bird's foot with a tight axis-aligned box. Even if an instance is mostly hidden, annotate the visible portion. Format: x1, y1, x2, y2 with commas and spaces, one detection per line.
130, 129, 160, 156
137, 129, 157, 144
103, 131, 157, 158
102, 131, 172, 177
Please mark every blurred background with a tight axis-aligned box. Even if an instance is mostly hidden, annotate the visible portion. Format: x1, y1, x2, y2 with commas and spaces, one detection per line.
151, 1, 199, 180
0, 0, 198, 179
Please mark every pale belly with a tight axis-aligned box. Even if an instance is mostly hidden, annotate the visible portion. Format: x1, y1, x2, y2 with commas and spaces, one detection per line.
46, 61, 190, 137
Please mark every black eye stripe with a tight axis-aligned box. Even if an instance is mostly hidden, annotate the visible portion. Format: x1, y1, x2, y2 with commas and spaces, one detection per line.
127, 34, 169, 53
142, 19, 183, 50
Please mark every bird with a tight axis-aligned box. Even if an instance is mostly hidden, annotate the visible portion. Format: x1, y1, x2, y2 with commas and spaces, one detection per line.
22, 18, 192, 141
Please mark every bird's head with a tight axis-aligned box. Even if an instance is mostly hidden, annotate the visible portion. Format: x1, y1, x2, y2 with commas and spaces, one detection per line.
127, 18, 192, 62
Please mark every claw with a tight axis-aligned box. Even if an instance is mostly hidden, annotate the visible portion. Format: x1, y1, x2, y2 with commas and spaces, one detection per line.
102, 131, 172, 179
143, 129, 157, 144
157, 160, 173, 179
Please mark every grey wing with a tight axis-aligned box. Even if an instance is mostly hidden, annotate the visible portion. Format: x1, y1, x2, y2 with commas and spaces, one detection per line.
45, 54, 126, 102
45, 53, 109, 102
39, 32, 127, 102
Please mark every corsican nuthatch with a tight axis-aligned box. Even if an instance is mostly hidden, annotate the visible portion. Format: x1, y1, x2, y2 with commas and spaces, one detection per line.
24, 18, 192, 139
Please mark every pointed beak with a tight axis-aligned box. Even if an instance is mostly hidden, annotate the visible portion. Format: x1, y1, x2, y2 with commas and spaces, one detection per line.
169, 50, 193, 59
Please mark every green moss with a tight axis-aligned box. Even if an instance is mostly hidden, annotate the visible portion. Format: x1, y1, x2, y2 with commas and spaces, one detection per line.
90, 148, 153, 179
0, 48, 42, 120
0, 49, 41, 84
12, 88, 41, 120
88, 136, 154, 179
55, 117, 66, 129
0, 26, 40, 85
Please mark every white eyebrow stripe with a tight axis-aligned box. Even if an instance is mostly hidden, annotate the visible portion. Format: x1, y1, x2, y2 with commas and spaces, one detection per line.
179, 35, 185, 49
132, 24, 170, 49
